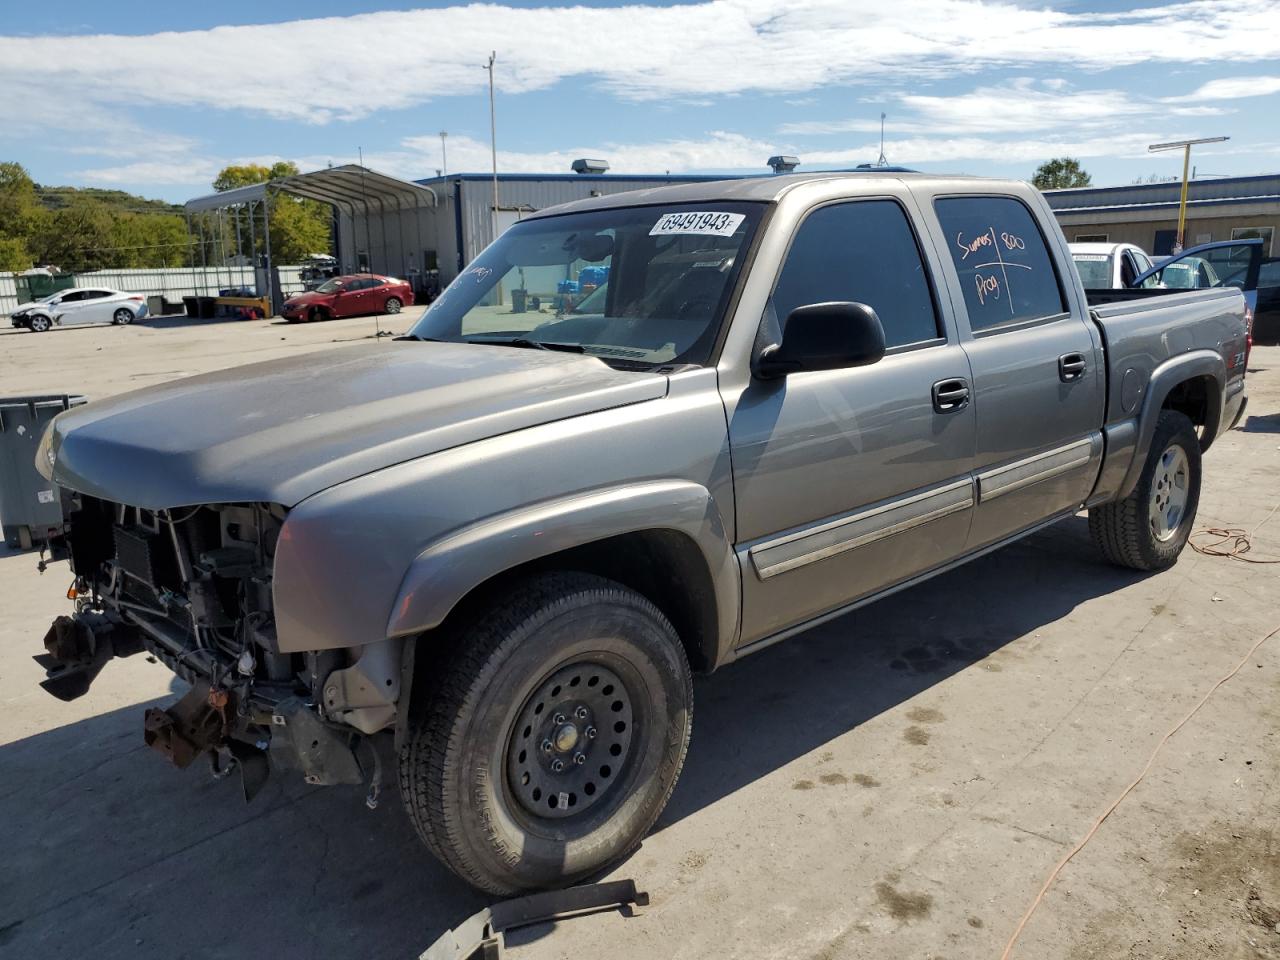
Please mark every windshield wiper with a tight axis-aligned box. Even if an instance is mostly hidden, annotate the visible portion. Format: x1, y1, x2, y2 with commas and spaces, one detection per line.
467, 337, 586, 354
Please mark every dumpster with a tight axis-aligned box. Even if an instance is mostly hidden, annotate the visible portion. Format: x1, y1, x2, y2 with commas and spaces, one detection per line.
0, 395, 86, 550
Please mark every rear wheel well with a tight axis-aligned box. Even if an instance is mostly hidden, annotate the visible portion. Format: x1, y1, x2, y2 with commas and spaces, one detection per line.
422, 530, 719, 676
1161, 375, 1220, 451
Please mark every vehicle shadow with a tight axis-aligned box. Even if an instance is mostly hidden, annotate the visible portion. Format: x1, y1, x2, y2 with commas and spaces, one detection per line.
0, 516, 1142, 960
1242, 413, 1280, 434
138, 314, 256, 330
658, 514, 1144, 826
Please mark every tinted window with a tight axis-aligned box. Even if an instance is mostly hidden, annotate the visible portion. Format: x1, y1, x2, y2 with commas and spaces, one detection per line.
83, 290, 111, 299
59, 291, 86, 302
772, 200, 940, 349
934, 196, 1066, 331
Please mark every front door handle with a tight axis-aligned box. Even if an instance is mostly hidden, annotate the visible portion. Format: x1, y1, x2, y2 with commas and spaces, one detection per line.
1059, 352, 1087, 382
932, 377, 970, 413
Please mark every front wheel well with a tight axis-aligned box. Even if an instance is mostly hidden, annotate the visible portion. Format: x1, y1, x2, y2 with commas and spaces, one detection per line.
423, 530, 719, 676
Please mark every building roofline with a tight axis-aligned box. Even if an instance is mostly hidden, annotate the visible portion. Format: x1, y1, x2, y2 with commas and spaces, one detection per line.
1045, 172, 1280, 196
414, 165, 922, 187
1053, 194, 1280, 215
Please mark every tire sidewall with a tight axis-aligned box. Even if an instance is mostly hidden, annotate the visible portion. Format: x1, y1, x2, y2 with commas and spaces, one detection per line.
1135, 412, 1201, 566
445, 590, 690, 890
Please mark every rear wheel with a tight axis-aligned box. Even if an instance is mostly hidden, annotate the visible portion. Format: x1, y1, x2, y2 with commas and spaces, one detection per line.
29, 315, 51, 333
112, 308, 133, 325
384, 296, 402, 314
398, 573, 693, 895
1089, 410, 1201, 570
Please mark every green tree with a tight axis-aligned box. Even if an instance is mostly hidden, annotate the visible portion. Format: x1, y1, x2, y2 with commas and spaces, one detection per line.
1032, 158, 1093, 191
212, 161, 330, 263
28, 197, 115, 271
0, 237, 31, 272
0, 162, 44, 270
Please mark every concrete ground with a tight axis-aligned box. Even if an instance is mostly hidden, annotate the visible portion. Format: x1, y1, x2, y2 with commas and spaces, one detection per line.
1, 315, 1277, 960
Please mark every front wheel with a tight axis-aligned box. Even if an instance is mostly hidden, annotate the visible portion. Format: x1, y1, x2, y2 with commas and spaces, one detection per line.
1089, 410, 1201, 570
29, 315, 51, 333
384, 296, 402, 314
398, 573, 693, 895
112, 308, 134, 325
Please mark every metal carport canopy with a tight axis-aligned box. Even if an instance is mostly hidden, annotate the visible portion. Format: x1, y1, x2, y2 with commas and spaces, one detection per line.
183, 164, 437, 214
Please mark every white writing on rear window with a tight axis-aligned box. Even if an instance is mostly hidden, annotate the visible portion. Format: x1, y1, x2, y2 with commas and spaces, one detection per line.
649, 212, 745, 237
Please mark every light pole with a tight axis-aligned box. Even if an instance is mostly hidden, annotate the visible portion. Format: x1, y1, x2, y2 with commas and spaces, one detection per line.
1148, 136, 1229, 253
439, 131, 448, 176
485, 52, 499, 245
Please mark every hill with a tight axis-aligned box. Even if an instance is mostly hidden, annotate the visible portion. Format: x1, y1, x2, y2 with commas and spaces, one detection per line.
35, 184, 182, 216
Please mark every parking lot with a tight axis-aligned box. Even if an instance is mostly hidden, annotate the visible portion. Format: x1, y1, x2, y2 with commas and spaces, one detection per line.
1, 315, 1278, 960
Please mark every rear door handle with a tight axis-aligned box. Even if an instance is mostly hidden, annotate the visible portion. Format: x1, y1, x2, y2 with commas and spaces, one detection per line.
932, 377, 970, 413
1059, 352, 1087, 382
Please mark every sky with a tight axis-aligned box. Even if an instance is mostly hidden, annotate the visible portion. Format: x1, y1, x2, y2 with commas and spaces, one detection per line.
2, 0, 1279, 202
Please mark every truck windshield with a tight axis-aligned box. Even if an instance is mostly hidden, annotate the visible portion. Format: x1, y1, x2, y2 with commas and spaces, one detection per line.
410, 202, 764, 366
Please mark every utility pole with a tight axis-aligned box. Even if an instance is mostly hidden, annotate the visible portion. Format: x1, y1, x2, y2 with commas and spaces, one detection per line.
1148, 136, 1229, 253
485, 52, 499, 245
439, 131, 448, 176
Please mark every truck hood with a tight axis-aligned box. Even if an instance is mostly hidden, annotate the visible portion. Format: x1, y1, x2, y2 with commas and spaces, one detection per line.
39, 341, 668, 509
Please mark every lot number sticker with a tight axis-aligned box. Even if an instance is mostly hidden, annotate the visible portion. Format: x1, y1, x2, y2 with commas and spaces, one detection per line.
650, 211, 745, 237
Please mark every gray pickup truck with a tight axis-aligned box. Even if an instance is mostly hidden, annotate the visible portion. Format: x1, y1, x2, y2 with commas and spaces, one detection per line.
33, 173, 1253, 895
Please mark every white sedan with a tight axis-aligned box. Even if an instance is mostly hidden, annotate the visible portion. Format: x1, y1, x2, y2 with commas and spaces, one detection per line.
9, 287, 149, 333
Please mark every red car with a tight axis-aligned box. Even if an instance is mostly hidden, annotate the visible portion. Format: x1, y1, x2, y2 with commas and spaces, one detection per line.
281, 274, 413, 323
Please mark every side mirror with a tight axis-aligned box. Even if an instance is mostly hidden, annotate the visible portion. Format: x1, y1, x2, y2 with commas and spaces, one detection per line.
754, 302, 886, 379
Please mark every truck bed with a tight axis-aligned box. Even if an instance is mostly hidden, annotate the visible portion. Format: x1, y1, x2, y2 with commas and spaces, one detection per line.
1088, 286, 1248, 429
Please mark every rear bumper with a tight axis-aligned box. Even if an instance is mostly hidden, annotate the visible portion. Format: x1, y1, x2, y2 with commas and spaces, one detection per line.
1224, 379, 1248, 433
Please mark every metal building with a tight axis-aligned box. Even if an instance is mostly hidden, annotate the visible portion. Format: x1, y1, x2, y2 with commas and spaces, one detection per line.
184, 165, 440, 310
1046, 173, 1280, 256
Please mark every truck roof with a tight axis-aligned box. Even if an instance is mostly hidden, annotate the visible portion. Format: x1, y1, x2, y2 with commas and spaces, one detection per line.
525, 171, 1005, 220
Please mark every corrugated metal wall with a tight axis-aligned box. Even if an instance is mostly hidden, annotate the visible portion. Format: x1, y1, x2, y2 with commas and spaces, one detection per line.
1, 267, 309, 317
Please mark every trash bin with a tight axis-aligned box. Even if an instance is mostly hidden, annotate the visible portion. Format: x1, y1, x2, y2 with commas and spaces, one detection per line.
0, 395, 87, 550
511, 288, 527, 313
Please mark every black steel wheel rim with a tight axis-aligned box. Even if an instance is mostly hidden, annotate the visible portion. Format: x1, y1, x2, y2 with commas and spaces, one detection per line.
506, 661, 636, 820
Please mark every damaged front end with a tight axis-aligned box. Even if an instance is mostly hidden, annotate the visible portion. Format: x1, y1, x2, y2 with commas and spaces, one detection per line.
36, 495, 386, 803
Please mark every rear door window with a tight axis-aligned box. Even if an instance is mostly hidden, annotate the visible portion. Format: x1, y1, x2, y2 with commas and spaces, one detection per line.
934, 196, 1066, 331
772, 199, 941, 349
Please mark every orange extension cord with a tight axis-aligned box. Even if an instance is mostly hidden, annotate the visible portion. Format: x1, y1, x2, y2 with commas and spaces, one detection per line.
1000, 618, 1280, 959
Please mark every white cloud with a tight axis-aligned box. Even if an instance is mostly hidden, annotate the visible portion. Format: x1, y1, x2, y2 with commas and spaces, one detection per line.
781, 78, 1229, 137
77, 159, 225, 186
1166, 74, 1280, 101
1, 0, 1277, 125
